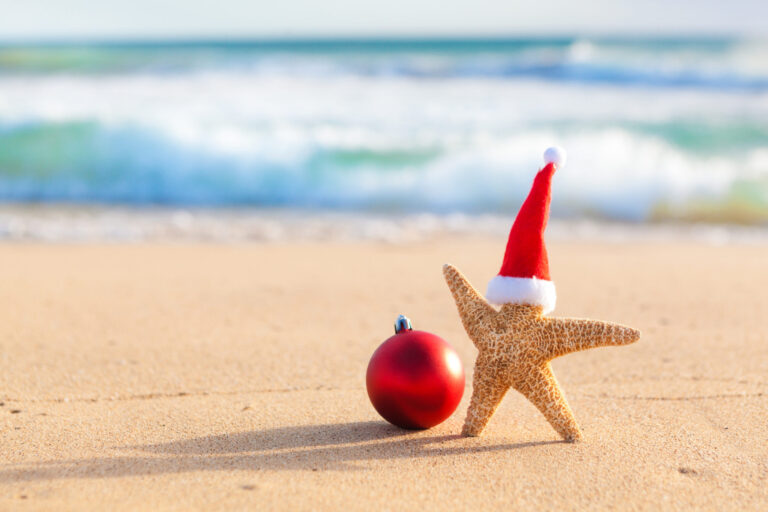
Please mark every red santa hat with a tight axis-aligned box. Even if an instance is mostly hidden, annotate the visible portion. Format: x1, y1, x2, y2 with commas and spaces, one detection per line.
485, 147, 566, 314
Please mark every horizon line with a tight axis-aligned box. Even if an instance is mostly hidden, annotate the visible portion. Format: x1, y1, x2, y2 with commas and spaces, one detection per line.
0, 32, 762, 47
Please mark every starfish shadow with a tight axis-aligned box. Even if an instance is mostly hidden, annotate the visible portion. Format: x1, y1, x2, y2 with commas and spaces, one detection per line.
0, 421, 565, 482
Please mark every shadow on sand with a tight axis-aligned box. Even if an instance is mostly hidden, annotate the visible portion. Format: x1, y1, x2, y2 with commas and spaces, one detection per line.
1, 421, 564, 481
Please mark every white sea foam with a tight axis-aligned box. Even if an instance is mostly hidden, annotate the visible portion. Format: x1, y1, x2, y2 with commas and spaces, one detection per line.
0, 50, 767, 220
1, 206, 767, 245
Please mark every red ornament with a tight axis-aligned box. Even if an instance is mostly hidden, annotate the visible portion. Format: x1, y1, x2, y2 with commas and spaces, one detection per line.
366, 315, 465, 429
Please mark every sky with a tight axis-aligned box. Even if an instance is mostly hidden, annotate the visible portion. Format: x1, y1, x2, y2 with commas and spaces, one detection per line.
1, 0, 767, 40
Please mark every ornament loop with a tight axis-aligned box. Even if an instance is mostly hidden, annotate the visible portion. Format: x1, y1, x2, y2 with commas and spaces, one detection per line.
394, 314, 413, 334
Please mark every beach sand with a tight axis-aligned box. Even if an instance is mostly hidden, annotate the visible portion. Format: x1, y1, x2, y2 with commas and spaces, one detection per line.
1, 239, 766, 510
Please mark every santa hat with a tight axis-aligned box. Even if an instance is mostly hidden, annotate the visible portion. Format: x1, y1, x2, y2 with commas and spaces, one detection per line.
485, 147, 566, 314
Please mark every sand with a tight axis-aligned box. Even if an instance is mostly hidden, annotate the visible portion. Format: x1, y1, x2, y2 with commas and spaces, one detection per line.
1, 239, 766, 510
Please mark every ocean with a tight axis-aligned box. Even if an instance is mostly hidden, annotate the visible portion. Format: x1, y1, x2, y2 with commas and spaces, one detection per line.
0, 38, 767, 225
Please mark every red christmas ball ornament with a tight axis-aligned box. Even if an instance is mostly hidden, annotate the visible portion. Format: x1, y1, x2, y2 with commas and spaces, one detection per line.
366, 315, 465, 429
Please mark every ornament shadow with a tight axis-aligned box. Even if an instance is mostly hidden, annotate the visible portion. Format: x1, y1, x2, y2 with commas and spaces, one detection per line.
0, 421, 564, 482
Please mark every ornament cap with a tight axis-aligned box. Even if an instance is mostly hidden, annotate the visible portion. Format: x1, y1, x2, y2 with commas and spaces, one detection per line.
394, 314, 413, 334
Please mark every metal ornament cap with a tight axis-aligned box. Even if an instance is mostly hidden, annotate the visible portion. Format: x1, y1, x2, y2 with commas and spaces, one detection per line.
394, 314, 413, 333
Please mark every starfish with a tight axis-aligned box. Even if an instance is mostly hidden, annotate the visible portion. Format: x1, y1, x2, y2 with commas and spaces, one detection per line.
443, 263, 640, 441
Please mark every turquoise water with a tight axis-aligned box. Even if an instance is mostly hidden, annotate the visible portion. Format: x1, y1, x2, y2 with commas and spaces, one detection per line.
0, 38, 767, 222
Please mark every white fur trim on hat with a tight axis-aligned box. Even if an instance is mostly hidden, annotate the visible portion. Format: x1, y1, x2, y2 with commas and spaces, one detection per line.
486, 275, 557, 314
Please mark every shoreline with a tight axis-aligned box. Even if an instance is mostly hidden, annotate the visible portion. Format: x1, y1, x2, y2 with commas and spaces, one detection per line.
1, 205, 768, 244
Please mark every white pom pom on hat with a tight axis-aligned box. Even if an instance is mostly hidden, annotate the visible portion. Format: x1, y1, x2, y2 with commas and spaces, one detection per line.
543, 146, 567, 168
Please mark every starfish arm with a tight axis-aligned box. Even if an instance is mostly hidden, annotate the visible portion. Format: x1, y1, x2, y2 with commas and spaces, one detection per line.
442, 264, 497, 345
462, 358, 510, 437
514, 363, 583, 441
541, 318, 640, 359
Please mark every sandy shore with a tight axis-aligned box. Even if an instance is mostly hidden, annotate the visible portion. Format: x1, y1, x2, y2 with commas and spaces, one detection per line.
1, 239, 766, 510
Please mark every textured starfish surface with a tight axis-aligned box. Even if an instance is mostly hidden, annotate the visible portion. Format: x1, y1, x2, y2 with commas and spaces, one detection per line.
443, 264, 640, 441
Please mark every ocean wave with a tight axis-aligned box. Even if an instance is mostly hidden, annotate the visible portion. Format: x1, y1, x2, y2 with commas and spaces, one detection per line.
1, 38, 768, 90
0, 119, 766, 222
0, 41, 766, 223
